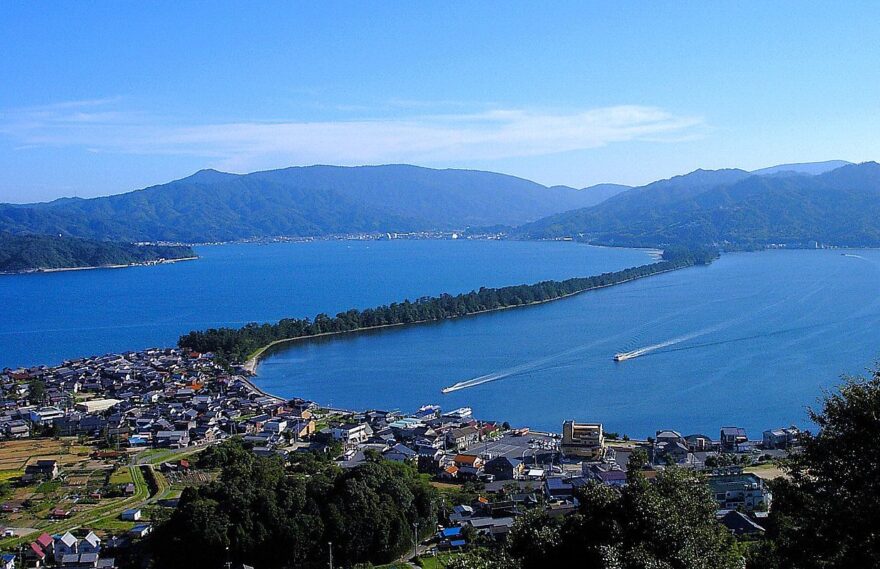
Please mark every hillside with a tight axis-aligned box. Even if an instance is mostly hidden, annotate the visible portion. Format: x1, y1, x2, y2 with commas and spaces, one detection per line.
516, 162, 880, 248
0, 165, 621, 242
0, 234, 196, 273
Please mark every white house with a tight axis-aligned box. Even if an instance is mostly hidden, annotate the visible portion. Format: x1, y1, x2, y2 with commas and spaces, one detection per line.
330, 423, 371, 445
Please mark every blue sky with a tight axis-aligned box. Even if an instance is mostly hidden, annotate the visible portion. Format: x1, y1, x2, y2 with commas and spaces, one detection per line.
1, 2, 878, 202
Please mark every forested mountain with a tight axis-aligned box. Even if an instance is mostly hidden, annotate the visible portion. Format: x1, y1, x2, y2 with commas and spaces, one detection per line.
516, 162, 880, 248
0, 233, 195, 273
0, 165, 619, 242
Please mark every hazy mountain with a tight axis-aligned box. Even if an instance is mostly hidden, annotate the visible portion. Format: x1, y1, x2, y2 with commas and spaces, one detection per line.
578, 183, 631, 205
516, 162, 880, 248
0, 165, 610, 242
751, 160, 852, 177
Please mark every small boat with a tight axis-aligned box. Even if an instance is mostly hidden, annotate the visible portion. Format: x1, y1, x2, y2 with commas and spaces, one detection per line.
613, 353, 632, 362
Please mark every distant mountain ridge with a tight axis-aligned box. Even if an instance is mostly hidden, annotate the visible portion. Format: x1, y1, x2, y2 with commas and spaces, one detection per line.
0, 165, 626, 242
516, 161, 880, 248
750, 160, 852, 177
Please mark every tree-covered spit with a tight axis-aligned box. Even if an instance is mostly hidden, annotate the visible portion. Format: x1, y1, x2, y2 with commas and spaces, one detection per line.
178, 247, 717, 362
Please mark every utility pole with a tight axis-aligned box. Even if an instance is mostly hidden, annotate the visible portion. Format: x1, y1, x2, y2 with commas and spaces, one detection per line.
328, 541, 333, 569
412, 521, 419, 560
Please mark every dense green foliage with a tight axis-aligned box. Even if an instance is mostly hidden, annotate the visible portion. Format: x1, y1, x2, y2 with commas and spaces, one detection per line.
750, 371, 880, 569
0, 165, 617, 242
180, 250, 711, 362
0, 233, 194, 272
447, 467, 740, 569
517, 162, 880, 248
150, 439, 437, 569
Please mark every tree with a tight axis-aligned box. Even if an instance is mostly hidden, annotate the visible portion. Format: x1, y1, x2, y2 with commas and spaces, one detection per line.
150, 438, 437, 569
500, 468, 740, 569
755, 372, 880, 569
27, 379, 45, 405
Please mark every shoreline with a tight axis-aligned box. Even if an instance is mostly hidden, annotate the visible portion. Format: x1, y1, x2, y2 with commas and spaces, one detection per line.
0, 256, 199, 276
242, 262, 685, 377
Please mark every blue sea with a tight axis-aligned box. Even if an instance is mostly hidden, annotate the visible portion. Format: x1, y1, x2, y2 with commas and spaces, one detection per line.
4, 241, 879, 437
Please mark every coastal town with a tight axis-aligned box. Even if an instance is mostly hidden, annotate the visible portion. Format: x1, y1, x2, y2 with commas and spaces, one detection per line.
0, 348, 795, 568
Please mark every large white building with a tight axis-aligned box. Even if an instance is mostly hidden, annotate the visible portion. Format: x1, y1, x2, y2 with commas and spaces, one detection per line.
561, 421, 605, 459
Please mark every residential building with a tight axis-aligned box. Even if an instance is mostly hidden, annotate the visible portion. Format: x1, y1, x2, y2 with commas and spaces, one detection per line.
707, 467, 772, 511
330, 423, 371, 445
483, 456, 523, 481
23, 459, 59, 482
720, 427, 748, 451
762, 426, 800, 449
561, 421, 605, 459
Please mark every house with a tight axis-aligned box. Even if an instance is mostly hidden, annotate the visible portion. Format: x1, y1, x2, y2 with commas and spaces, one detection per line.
128, 524, 152, 538
60, 552, 99, 568
34, 533, 54, 558
465, 516, 515, 539
449, 504, 474, 523
545, 476, 586, 500
330, 423, 371, 445
0, 553, 14, 569
25, 542, 47, 567
718, 510, 766, 536
587, 469, 627, 487
652, 439, 695, 467
437, 526, 464, 541
447, 426, 479, 449
685, 433, 714, 452
79, 532, 100, 555
23, 459, 59, 482
452, 454, 484, 469
383, 443, 417, 463
439, 465, 459, 480
707, 468, 772, 511
720, 427, 748, 452
55, 532, 78, 563
483, 456, 523, 481
762, 426, 800, 449
561, 421, 605, 459
5, 420, 29, 438
1, 501, 24, 513
28, 407, 65, 425
120, 508, 141, 521
288, 419, 316, 440
655, 430, 685, 446
154, 430, 190, 448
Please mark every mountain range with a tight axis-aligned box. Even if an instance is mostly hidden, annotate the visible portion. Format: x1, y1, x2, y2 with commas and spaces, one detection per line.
3, 159, 880, 251
0, 165, 627, 242
516, 160, 880, 248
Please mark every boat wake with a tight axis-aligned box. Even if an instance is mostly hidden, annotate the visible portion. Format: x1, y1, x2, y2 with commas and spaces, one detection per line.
441, 341, 604, 393
613, 323, 725, 361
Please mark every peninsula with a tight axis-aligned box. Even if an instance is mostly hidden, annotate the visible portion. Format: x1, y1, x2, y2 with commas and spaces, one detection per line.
0, 233, 197, 274
178, 247, 718, 367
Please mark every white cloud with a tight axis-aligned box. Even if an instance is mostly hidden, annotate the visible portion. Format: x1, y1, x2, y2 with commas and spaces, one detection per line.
0, 99, 704, 172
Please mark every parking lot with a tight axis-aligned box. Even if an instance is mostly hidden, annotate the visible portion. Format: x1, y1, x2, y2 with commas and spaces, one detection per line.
462, 432, 560, 463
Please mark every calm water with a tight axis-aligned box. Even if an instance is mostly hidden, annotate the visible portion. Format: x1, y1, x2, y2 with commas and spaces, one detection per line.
256, 249, 880, 437
0, 240, 650, 369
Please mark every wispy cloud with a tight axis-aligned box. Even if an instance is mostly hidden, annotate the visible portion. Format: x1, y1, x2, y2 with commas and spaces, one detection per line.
0, 99, 704, 172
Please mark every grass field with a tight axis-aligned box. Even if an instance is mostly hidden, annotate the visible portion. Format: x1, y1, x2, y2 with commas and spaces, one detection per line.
745, 462, 787, 480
